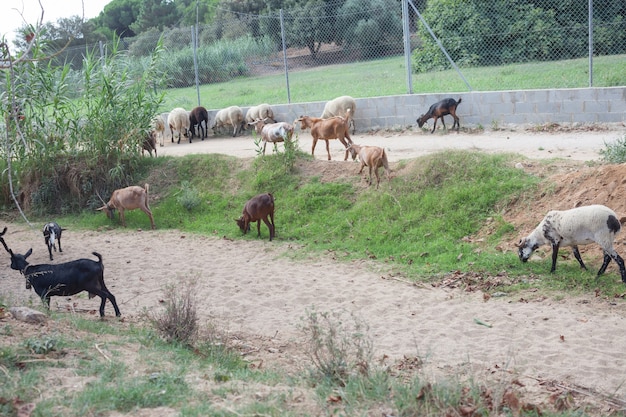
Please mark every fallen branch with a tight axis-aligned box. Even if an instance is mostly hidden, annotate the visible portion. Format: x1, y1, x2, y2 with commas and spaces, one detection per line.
95, 343, 111, 362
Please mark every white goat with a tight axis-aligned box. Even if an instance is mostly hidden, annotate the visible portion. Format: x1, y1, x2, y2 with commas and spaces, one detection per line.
247, 119, 294, 155
517, 204, 626, 282
167, 108, 191, 144
347, 144, 391, 189
321, 95, 357, 133
96, 184, 155, 230
213, 106, 245, 137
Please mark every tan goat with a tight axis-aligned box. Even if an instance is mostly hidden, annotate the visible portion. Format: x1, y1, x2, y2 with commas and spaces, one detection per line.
294, 110, 353, 161
96, 184, 155, 229
348, 144, 391, 189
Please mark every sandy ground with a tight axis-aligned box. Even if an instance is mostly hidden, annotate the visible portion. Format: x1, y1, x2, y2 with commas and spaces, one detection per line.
2, 123, 626, 412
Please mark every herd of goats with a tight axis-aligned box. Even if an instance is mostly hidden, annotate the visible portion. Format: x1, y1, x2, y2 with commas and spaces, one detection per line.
4, 96, 626, 319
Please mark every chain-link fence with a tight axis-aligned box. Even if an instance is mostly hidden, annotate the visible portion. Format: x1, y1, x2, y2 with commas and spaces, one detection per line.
58, 0, 625, 99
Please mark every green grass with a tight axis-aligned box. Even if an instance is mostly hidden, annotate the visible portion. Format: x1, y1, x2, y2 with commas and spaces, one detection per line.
160, 54, 626, 111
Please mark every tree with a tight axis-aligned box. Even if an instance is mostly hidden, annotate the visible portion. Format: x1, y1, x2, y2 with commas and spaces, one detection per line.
337, 0, 402, 59
98, 0, 142, 37
131, 0, 182, 34
284, 0, 335, 59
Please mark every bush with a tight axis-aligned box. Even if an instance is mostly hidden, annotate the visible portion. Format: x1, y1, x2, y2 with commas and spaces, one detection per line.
148, 282, 199, 345
299, 307, 373, 386
600, 133, 626, 163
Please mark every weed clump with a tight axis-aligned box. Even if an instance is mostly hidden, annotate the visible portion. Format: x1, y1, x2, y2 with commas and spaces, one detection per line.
149, 283, 198, 345
299, 307, 373, 386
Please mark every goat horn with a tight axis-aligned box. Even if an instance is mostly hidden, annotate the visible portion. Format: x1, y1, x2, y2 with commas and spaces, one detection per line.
95, 190, 107, 206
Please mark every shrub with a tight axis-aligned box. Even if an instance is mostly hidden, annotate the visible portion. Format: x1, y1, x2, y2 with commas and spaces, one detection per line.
299, 307, 373, 386
148, 282, 199, 345
600, 133, 626, 163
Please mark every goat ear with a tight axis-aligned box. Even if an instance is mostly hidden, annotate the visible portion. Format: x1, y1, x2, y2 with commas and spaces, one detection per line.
96, 205, 106, 211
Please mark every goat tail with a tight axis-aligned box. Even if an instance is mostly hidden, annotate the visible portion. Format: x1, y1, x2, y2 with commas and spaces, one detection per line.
382, 149, 391, 172
457, 98, 462, 105
92, 251, 103, 265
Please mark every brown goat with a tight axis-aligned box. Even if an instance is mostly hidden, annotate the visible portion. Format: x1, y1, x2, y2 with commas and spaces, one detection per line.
417, 97, 462, 134
295, 110, 354, 161
235, 193, 275, 241
142, 130, 157, 157
96, 184, 155, 229
348, 144, 391, 189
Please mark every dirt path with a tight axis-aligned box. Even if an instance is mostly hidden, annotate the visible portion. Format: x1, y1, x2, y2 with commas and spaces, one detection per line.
157, 124, 625, 162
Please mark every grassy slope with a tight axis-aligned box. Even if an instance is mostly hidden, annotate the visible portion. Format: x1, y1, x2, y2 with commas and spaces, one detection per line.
161, 54, 626, 110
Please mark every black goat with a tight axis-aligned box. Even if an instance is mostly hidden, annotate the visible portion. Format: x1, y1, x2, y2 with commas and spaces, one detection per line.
43, 222, 64, 261
8, 248, 121, 317
189, 106, 210, 140
417, 97, 462, 133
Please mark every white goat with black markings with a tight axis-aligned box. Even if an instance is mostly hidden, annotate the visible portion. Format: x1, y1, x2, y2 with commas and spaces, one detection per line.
517, 204, 626, 282
43, 222, 64, 261
247, 118, 294, 155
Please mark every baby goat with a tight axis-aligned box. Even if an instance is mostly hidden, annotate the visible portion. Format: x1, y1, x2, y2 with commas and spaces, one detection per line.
417, 97, 462, 134
236, 193, 275, 241
347, 144, 391, 189
97, 184, 155, 229
43, 222, 64, 261
7, 248, 121, 317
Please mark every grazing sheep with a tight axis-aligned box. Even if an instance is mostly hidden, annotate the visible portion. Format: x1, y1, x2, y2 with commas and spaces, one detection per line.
7, 248, 121, 317
247, 119, 294, 155
43, 222, 64, 261
321, 96, 357, 134
213, 106, 245, 137
517, 204, 626, 282
96, 184, 155, 230
245, 104, 276, 125
189, 106, 210, 140
235, 193, 275, 241
417, 98, 462, 134
295, 112, 354, 161
347, 144, 391, 189
167, 108, 191, 144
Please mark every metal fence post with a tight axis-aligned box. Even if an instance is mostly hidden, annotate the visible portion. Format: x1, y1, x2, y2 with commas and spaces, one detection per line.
280, 9, 291, 104
589, 0, 593, 87
192, 25, 201, 107
402, 0, 413, 94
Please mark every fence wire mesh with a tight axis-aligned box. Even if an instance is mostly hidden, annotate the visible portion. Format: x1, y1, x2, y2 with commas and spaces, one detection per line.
57, 0, 625, 97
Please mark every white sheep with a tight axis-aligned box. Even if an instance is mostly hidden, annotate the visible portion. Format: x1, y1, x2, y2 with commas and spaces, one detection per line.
213, 106, 245, 137
517, 204, 626, 282
167, 108, 191, 144
245, 103, 275, 125
321, 95, 356, 134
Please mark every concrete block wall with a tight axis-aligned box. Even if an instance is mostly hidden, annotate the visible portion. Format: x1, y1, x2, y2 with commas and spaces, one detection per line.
234, 86, 625, 132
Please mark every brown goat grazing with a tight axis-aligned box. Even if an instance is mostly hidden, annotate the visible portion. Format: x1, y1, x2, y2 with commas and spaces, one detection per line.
417, 97, 462, 133
235, 193, 275, 241
142, 130, 157, 157
295, 110, 354, 161
348, 144, 391, 189
97, 184, 155, 229
247, 119, 294, 155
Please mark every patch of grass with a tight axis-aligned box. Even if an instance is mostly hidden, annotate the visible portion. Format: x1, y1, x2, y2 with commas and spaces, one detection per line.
161, 54, 626, 111
600, 132, 626, 163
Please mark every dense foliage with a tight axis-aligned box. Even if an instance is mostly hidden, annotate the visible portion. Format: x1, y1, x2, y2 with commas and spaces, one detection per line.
0, 37, 166, 215
412, 0, 626, 72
